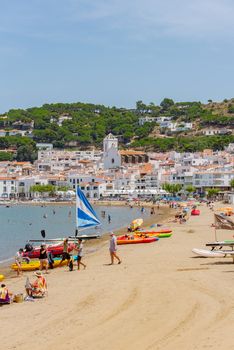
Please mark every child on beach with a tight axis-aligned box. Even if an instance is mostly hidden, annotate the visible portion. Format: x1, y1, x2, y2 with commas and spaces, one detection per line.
15, 248, 24, 277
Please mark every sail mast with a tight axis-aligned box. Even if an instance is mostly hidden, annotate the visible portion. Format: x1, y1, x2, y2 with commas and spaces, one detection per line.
75, 184, 78, 236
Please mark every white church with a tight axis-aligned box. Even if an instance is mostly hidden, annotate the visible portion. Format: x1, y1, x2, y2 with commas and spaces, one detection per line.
103, 133, 121, 169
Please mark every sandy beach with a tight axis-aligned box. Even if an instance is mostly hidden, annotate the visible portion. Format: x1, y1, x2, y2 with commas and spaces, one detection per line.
1, 203, 234, 350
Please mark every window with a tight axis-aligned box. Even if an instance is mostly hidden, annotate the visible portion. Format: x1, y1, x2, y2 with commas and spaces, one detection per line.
112, 158, 115, 164
11, 181, 14, 185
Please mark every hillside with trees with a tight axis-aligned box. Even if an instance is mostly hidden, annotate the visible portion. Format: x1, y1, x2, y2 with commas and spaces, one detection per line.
0, 98, 233, 160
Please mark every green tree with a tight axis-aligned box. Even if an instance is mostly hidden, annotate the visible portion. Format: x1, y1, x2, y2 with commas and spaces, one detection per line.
136, 100, 147, 114
30, 184, 56, 196
185, 185, 196, 194
206, 188, 219, 199
230, 179, 234, 189
0, 152, 14, 161
16, 144, 37, 163
162, 183, 182, 196
160, 98, 174, 110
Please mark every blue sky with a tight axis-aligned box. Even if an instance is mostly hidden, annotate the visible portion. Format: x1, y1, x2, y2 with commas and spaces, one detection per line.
1, 0, 234, 113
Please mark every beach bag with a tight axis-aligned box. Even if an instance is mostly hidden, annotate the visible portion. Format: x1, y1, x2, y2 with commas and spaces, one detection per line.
14, 293, 24, 303
69, 259, 73, 271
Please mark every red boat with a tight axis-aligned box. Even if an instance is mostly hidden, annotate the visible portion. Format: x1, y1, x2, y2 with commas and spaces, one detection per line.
23, 242, 76, 259
117, 235, 158, 245
191, 209, 200, 216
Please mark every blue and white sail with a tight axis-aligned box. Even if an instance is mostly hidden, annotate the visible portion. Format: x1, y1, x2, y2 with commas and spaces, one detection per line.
76, 187, 101, 229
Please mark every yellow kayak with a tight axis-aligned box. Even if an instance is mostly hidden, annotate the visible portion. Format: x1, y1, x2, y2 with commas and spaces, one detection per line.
11, 258, 68, 271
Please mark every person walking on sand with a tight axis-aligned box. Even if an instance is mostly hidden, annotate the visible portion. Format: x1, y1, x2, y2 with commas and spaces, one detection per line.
109, 232, 121, 265
59, 238, 71, 266
75, 238, 86, 270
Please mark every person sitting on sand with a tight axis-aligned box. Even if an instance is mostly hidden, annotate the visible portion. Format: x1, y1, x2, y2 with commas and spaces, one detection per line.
0, 284, 12, 304
25, 271, 47, 298
109, 232, 121, 265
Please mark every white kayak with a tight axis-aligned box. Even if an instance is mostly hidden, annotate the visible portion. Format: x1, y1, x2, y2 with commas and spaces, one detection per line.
192, 248, 226, 258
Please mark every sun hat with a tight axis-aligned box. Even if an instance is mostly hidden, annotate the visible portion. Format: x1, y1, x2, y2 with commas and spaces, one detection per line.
34, 271, 43, 277
110, 231, 114, 236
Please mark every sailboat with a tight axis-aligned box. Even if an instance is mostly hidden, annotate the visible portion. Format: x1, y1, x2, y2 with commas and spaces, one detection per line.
71, 186, 101, 239
28, 187, 101, 245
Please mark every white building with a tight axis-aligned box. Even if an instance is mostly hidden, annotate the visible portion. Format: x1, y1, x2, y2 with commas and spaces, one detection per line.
0, 177, 17, 199
192, 166, 234, 190
203, 129, 232, 136
139, 116, 157, 126
103, 134, 121, 169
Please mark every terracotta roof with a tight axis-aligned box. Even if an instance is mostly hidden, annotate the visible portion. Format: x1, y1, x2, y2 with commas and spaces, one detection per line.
120, 150, 146, 156
140, 163, 153, 174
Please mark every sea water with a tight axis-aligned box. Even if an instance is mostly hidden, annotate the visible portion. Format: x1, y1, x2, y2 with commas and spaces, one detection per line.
0, 204, 150, 263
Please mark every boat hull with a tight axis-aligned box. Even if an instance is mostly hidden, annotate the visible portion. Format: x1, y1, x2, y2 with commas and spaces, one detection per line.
135, 231, 172, 238
11, 257, 76, 271
117, 235, 158, 245
23, 242, 76, 259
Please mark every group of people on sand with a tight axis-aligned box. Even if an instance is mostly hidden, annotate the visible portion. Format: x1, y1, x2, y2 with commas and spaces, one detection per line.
1, 233, 121, 306
15, 237, 87, 277
0, 271, 47, 305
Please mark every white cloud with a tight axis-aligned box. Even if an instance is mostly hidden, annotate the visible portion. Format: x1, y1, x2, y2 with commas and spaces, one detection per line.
68, 0, 234, 40
1, 0, 234, 44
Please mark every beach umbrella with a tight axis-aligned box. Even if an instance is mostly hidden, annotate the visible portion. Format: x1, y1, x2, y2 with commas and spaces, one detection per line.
130, 218, 143, 230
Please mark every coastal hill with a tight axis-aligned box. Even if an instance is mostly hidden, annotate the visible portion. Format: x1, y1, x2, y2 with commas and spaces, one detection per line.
0, 98, 234, 161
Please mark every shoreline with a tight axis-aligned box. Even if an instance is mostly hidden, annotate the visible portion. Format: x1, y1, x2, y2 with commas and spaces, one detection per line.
0, 199, 170, 208
0, 205, 173, 280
